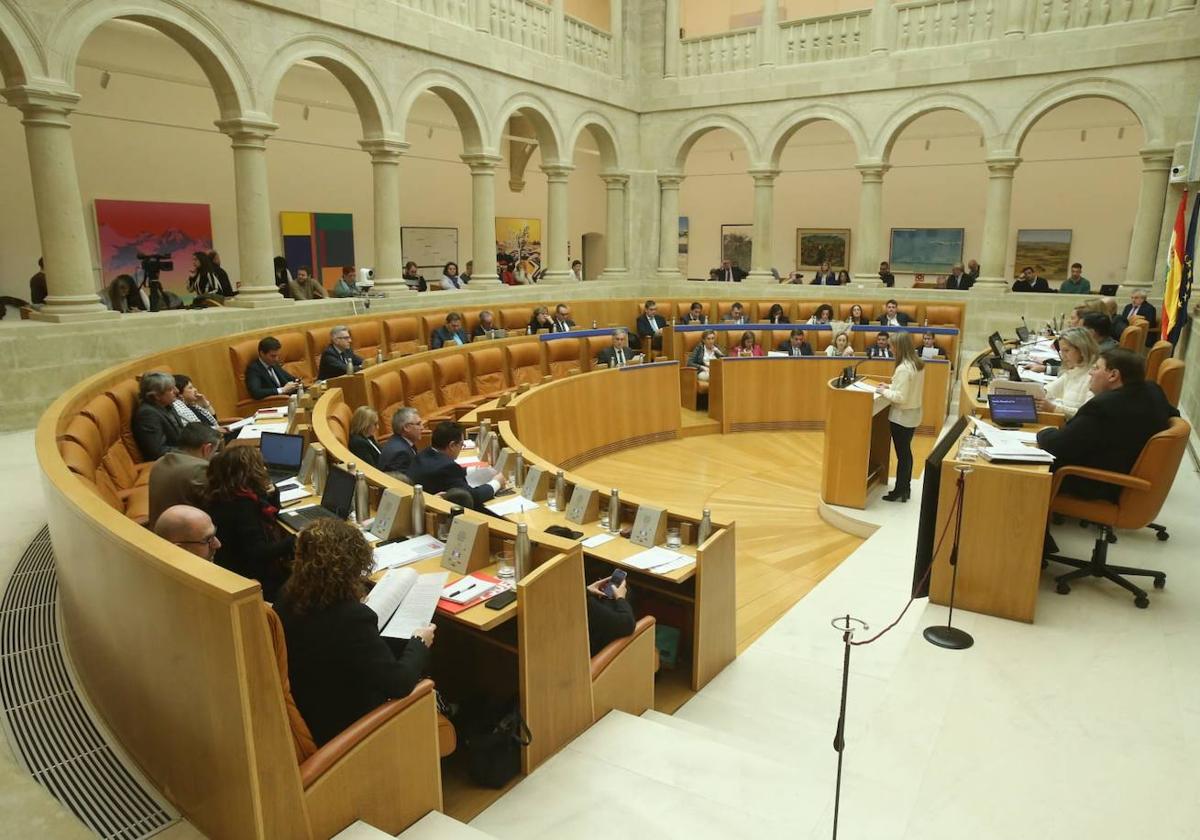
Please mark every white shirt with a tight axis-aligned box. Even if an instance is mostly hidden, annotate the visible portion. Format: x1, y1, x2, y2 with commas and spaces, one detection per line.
1043, 365, 1092, 419
880, 360, 925, 428
826, 344, 853, 357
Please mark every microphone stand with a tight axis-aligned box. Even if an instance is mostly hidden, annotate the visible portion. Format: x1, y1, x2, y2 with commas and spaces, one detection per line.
829, 615, 868, 840
923, 465, 975, 649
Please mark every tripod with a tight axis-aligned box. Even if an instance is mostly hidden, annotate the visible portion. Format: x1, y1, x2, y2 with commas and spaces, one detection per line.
923, 465, 975, 650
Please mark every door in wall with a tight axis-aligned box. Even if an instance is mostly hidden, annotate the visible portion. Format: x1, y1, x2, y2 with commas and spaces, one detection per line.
581, 232, 606, 280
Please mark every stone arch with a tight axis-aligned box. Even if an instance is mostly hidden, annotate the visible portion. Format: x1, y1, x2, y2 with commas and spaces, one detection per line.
491, 92, 565, 164
258, 36, 392, 139
394, 68, 488, 155
0, 3, 44, 86
1004, 77, 1164, 152
566, 111, 623, 171
763, 104, 869, 166
666, 113, 760, 171
46, 0, 253, 119
874, 92, 999, 161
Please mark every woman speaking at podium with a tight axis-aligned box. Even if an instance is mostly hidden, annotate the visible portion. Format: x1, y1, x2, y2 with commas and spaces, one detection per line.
875, 332, 926, 502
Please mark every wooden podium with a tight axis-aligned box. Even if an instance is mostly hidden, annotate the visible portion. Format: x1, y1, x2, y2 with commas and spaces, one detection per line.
821, 376, 892, 509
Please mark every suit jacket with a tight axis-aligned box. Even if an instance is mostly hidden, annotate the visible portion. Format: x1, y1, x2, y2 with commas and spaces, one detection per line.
208, 491, 294, 600
714, 267, 747, 282
1037, 382, 1178, 502
317, 345, 364, 380
406, 447, 496, 509
776, 340, 814, 357
879, 271, 896, 288
273, 596, 429, 746
133, 400, 183, 461
596, 345, 636, 367
379, 435, 417, 476
636, 314, 668, 340
245, 358, 295, 400
430, 326, 469, 349
945, 274, 974, 291
586, 594, 636, 657
472, 322, 498, 339
148, 451, 208, 528
1013, 277, 1051, 293
877, 313, 912, 326
867, 345, 893, 359
680, 314, 708, 325
810, 272, 839, 286
686, 343, 724, 368
551, 318, 575, 333
348, 434, 381, 469
1121, 302, 1158, 344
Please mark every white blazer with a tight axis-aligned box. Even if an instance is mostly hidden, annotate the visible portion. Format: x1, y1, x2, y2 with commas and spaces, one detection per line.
1044, 364, 1092, 419
881, 359, 925, 428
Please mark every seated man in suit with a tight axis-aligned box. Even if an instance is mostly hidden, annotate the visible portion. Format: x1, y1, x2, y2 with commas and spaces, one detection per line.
877, 299, 911, 326
154, 504, 220, 561
810, 261, 838, 285
681, 302, 708, 324
1037, 348, 1177, 503
867, 331, 893, 359
776, 329, 814, 357
379, 407, 423, 478
944, 263, 974, 291
133, 372, 184, 461
713, 259, 747, 283
596, 329, 641, 367
430, 312, 469, 349
148, 422, 221, 529
407, 421, 507, 511
472, 310, 497, 339
636, 300, 668, 351
722, 302, 748, 324
552, 303, 576, 333
1082, 312, 1118, 352
246, 336, 301, 400
317, 324, 364, 380
878, 261, 896, 288
1121, 289, 1158, 345
966, 259, 980, 283
1012, 266, 1051, 293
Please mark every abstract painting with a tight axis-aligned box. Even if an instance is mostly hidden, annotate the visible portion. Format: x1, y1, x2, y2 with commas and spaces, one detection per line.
94, 199, 213, 294
797, 228, 851, 270
495, 217, 542, 281
889, 228, 965, 273
281, 212, 355, 290
721, 224, 753, 271
1015, 229, 1072, 281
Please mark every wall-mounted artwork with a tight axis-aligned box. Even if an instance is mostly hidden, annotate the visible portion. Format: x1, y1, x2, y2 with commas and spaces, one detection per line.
721, 224, 753, 271
797, 228, 851, 270
94, 199, 214, 294
495, 217, 542, 280
1015, 229, 1073, 281
401, 226, 459, 277
888, 228, 965, 273
677, 216, 689, 276
281, 212, 356, 290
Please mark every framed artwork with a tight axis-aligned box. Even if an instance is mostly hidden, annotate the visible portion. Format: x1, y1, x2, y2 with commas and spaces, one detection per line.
94, 199, 213, 294
495, 217, 542, 263
721, 224, 753, 271
677, 216, 689, 275
401, 226, 459, 276
281, 212, 355, 289
797, 228, 851, 270
1015, 229, 1072, 281
888, 228, 965, 273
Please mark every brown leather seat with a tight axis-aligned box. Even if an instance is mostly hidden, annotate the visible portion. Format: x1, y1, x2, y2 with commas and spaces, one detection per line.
679, 330, 703, 357
1118, 322, 1148, 352
898, 304, 919, 324
79, 394, 152, 488
104, 378, 148, 464
419, 313, 449, 347
923, 305, 960, 327
584, 334, 615, 370
432, 355, 482, 411
546, 338, 582, 379
675, 301, 711, 322
306, 322, 384, 372
368, 371, 404, 440
383, 317, 424, 356
796, 302, 819, 323
505, 342, 544, 387
1145, 340, 1172, 382
399, 363, 456, 425
590, 616, 657, 720
328, 402, 353, 447
498, 307, 533, 332
1045, 417, 1189, 607
468, 347, 509, 398
715, 301, 741, 321
1156, 358, 1183, 407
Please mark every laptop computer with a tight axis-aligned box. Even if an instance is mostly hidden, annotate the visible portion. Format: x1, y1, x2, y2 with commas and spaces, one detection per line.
260, 432, 304, 484
279, 466, 356, 530
1099, 284, 1119, 296
987, 393, 1038, 428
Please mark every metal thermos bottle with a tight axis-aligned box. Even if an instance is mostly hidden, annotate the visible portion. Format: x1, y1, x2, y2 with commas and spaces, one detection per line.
354, 468, 369, 524
552, 470, 566, 511
608, 489, 620, 533
697, 508, 713, 545
411, 485, 426, 535
515, 523, 531, 582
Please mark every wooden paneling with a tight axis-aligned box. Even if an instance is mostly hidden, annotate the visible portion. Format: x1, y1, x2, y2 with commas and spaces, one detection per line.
822, 381, 889, 509
693, 525, 737, 690
591, 625, 657, 720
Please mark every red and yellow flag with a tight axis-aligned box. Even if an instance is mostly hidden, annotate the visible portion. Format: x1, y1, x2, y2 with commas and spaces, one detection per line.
1161, 188, 1188, 341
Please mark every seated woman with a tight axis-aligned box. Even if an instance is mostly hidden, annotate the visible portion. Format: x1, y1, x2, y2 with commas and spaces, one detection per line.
807, 304, 834, 325
274, 518, 436, 747
681, 302, 708, 324
439, 261, 465, 291
402, 261, 427, 292
765, 303, 790, 324
847, 303, 870, 325
836, 270, 852, 286
171, 374, 222, 430
527, 306, 553, 334
273, 256, 293, 298
206, 447, 294, 601
585, 574, 636, 657
686, 330, 723, 382
918, 332, 946, 360
731, 330, 763, 357
106, 274, 146, 313
187, 251, 222, 298
348, 406, 382, 468
1035, 327, 1098, 419
826, 331, 855, 357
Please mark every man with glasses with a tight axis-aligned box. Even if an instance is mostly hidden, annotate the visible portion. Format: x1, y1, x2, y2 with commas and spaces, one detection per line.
154, 505, 221, 561
148, 423, 221, 529
379, 407, 424, 478
317, 325, 364, 380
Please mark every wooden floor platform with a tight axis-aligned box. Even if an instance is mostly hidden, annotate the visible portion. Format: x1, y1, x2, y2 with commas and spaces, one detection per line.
679, 406, 721, 437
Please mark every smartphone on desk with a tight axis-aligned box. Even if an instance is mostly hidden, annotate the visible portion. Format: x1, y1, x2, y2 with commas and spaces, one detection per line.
494, 487, 516, 497
603, 569, 627, 599
485, 590, 517, 610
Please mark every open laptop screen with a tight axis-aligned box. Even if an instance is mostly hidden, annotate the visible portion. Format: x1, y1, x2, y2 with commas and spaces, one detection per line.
260, 432, 303, 471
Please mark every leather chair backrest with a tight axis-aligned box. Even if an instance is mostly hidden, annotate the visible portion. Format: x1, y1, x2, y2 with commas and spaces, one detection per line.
59, 439, 97, 481
715, 301, 741, 321
307, 324, 381, 371
812, 329, 838, 352
923, 305, 960, 327
838, 302, 874, 321
105, 379, 144, 463
933, 333, 955, 359
328, 402, 352, 447
680, 331, 703, 356
898, 304, 919, 323
498, 307, 532, 332
1145, 340, 1172, 381
229, 338, 260, 405
675, 301, 710, 321
420, 313, 449, 346
796, 302, 819, 323
1115, 417, 1190, 529
432, 355, 473, 406
468, 347, 507, 396
88, 471, 125, 513
263, 606, 319, 762
80, 394, 142, 488
399, 363, 440, 418
546, 338, 582, 379
278, 332, 312, 381
383, 317, 421, 356
505, 342, 544, 386
368, 371, 405, 440
585, 335, 615, 370
1157, 359, 1184, 407
767, 329, 793, 352
1119, 322, 1147, 352
63, 411, 105, 464
754, 302, 792, 322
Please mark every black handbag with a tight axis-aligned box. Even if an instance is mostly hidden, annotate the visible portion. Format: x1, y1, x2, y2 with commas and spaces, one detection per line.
462, 701, 532, 788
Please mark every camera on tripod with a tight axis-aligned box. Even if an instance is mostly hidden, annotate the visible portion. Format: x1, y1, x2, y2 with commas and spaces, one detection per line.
136, 252, 174, 281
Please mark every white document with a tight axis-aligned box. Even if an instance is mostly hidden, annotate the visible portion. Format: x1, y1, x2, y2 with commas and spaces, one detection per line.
489, 495, 540, 516
581, 532, 617, 548
980, 445, 1054, 464
466, 466, 498, 488
382, 571, 448, 639
278, 487, 312, 504
441, 575, 501, 605
848, 381, 878, 394
991, 380, 1046, 400
766, 351, 788, 357
372, 534, 445, 572
625, 546, 691, 572
236, 424, 268, 440
365, 567, 418, 632
648, 555, 695, 575
227, 416, 255, 431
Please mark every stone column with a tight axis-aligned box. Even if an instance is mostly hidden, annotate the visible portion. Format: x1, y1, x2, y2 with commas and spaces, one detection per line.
215, 116, 290, 307
854, 161, 889, 285
600, 172, 630, 280
540, 164, 574, 283
977, 155, 1021, 290
1004, 0, 1028, 38
1166, 0, 1196, 14
359, 138, 409, 295
551, 0, 566, 55
747, 168, 780, 284
759, 0, 779, 66
462, 153, 502, 286
664, 0, 681, 78
7, 86, 112, 321
1126, 147, 1174, 291
474, 0, 491, 31
657, 174, 684, 279
869, 0, 892, 54
610, 0, 624, 76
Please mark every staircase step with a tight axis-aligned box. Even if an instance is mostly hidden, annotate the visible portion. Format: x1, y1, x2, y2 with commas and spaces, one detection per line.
399, 811, 499, 839
638, 709, 786, 763
332, 821, 393, 840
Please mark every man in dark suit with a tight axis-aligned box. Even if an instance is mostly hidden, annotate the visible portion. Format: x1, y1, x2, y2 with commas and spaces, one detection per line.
596, 329, 640, 367
867, 332, 893, 358
1012, 266, 1051, 293
722, 302, 748, 324
714, 259, 747, 283
681, 302, 708, 324
877, 299, 911, 326
1038, 348, 1177, 502
407, 422, 506, 511
966, 259, 980, 284
1121, 289, 1158, 346
551, 303, 576, 333
636, 299, 668, 351
246, 336, 300, 400
148, 422, 220, 529
776, 330, 813, 357
944, 263, 974, 291
1082, 312, 1118, 352
133, 371, 184, 461
810, 261, 838, 285
430, 312, 469, 349
316, 325, 364, 380
379, 407, 423, 477
878, 261, 895, 288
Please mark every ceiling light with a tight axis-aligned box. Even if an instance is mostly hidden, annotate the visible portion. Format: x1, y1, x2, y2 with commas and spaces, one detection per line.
99, 71, 111, 89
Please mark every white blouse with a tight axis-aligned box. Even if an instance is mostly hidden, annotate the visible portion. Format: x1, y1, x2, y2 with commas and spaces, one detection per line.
1043, 365, 1092, 419
880, 360, 925, 428
825, 344, 853, 357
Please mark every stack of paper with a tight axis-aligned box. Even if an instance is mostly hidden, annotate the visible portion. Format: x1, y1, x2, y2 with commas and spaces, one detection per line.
980, 445, 1054, 464
365, 568, 449, 639
235, 425, 269, 441
489, 495, 539, 516
372, 534, 445, 572
625, 546, 694, 575
441, 575, 504, 605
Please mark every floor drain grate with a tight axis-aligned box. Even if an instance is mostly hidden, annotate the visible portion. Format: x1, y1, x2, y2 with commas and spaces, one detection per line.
0, 526, 178, 839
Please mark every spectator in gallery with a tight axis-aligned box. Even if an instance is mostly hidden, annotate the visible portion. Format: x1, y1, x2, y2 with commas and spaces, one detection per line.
274, 256, 293, 297
1059, 262, 1092, 295
944, 263, 974, 291
713, 259, 747, 283
188, 251, 222, 298
498, 257, 518, 286
473, 310, 497, 339
765, 303, 790, 324
807, 304, 834, 325
1012, 266, 1051, 293
878, 261, 896, 288
681, 302, 708, 324
289, 266, 328, 300
836, 270, 852, 286
439, 261, 466, 291
810, 261, 838, 285
781, 270, 806, 284
333, 266, 359, 297
731, 330, 764, 357
208, 250, 235, 296
571, 259, 584, 282
514, 255, 537, 284
847, 303, 870, 325
867, 331, 894, 359
29, 257, 47, 305
966, 259, 980, 283
460, 260, 473, 284
402, 261, 427, 292
106, 274, 146, 313
826, 331, 855, 357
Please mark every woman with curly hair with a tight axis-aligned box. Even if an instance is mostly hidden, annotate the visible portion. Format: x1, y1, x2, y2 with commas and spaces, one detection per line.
273, 518, 436, 746
205, 446, 294, 600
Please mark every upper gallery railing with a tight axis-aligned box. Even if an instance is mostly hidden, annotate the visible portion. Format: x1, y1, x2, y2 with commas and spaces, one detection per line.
564, 15, 614, 74
680, 27, 759, 77
490, 0, 553, 53
779, 10, 872, 64
894, 0, 1000, 50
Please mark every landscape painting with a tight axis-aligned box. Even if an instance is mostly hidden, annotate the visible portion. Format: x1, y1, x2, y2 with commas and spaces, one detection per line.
889, 228, 965, 273
94, 199, 213, 294
797, 228, 851, 270
1015, 229, 1072, 281
721, 224, 753, 271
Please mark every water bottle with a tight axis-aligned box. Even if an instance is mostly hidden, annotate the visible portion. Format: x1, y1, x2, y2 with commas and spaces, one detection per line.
591, 319, 597, 329
287, 393, 297, 425
344, 355, 354, 375
514, 453, 525, 487
551, 470, 566, 511
608, 357, 616, 369
490, 433, 500, 466
313, 448, 328, 496
375, 348, 384, 365
607, 489, 620, 534
354, 468, 369, 525
411, 485, 425, 536
697, 508, 713, 545
515, 523, 531, 582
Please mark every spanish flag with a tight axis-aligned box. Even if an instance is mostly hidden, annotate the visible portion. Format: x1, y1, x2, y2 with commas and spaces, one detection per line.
1161, 188, 1188, 342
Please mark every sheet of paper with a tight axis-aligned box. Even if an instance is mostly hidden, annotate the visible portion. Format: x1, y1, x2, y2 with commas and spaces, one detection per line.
227, 416, 255, 431
364, 567, 417, 631
848, 381, 878, 394
236, 424, 268, 440
488, 495, 540, 516
581, 532, 617, 548
372, 534, 445, 572
766, 351, 788, 357
466, 466, 498, 487
278, 487, 311, 504
648, 555, 695, 575
383, 572, 449, 639
625, 546, 691, 571
441, 575, 499, 605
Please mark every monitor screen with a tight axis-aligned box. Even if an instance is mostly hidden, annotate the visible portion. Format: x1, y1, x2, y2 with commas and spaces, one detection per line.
987, 331, 1005, 360
259, 432, 303, 469
987, 393, 1038, 425
1016, 324, 1030, 343
913, 414, 971, 596
321, 466, 356, 518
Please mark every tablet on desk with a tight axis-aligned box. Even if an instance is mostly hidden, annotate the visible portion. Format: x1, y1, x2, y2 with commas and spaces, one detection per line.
987, 393, 1038, 428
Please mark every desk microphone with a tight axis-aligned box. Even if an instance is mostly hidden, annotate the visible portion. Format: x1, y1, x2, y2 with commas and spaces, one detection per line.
839, 358, 869, 388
